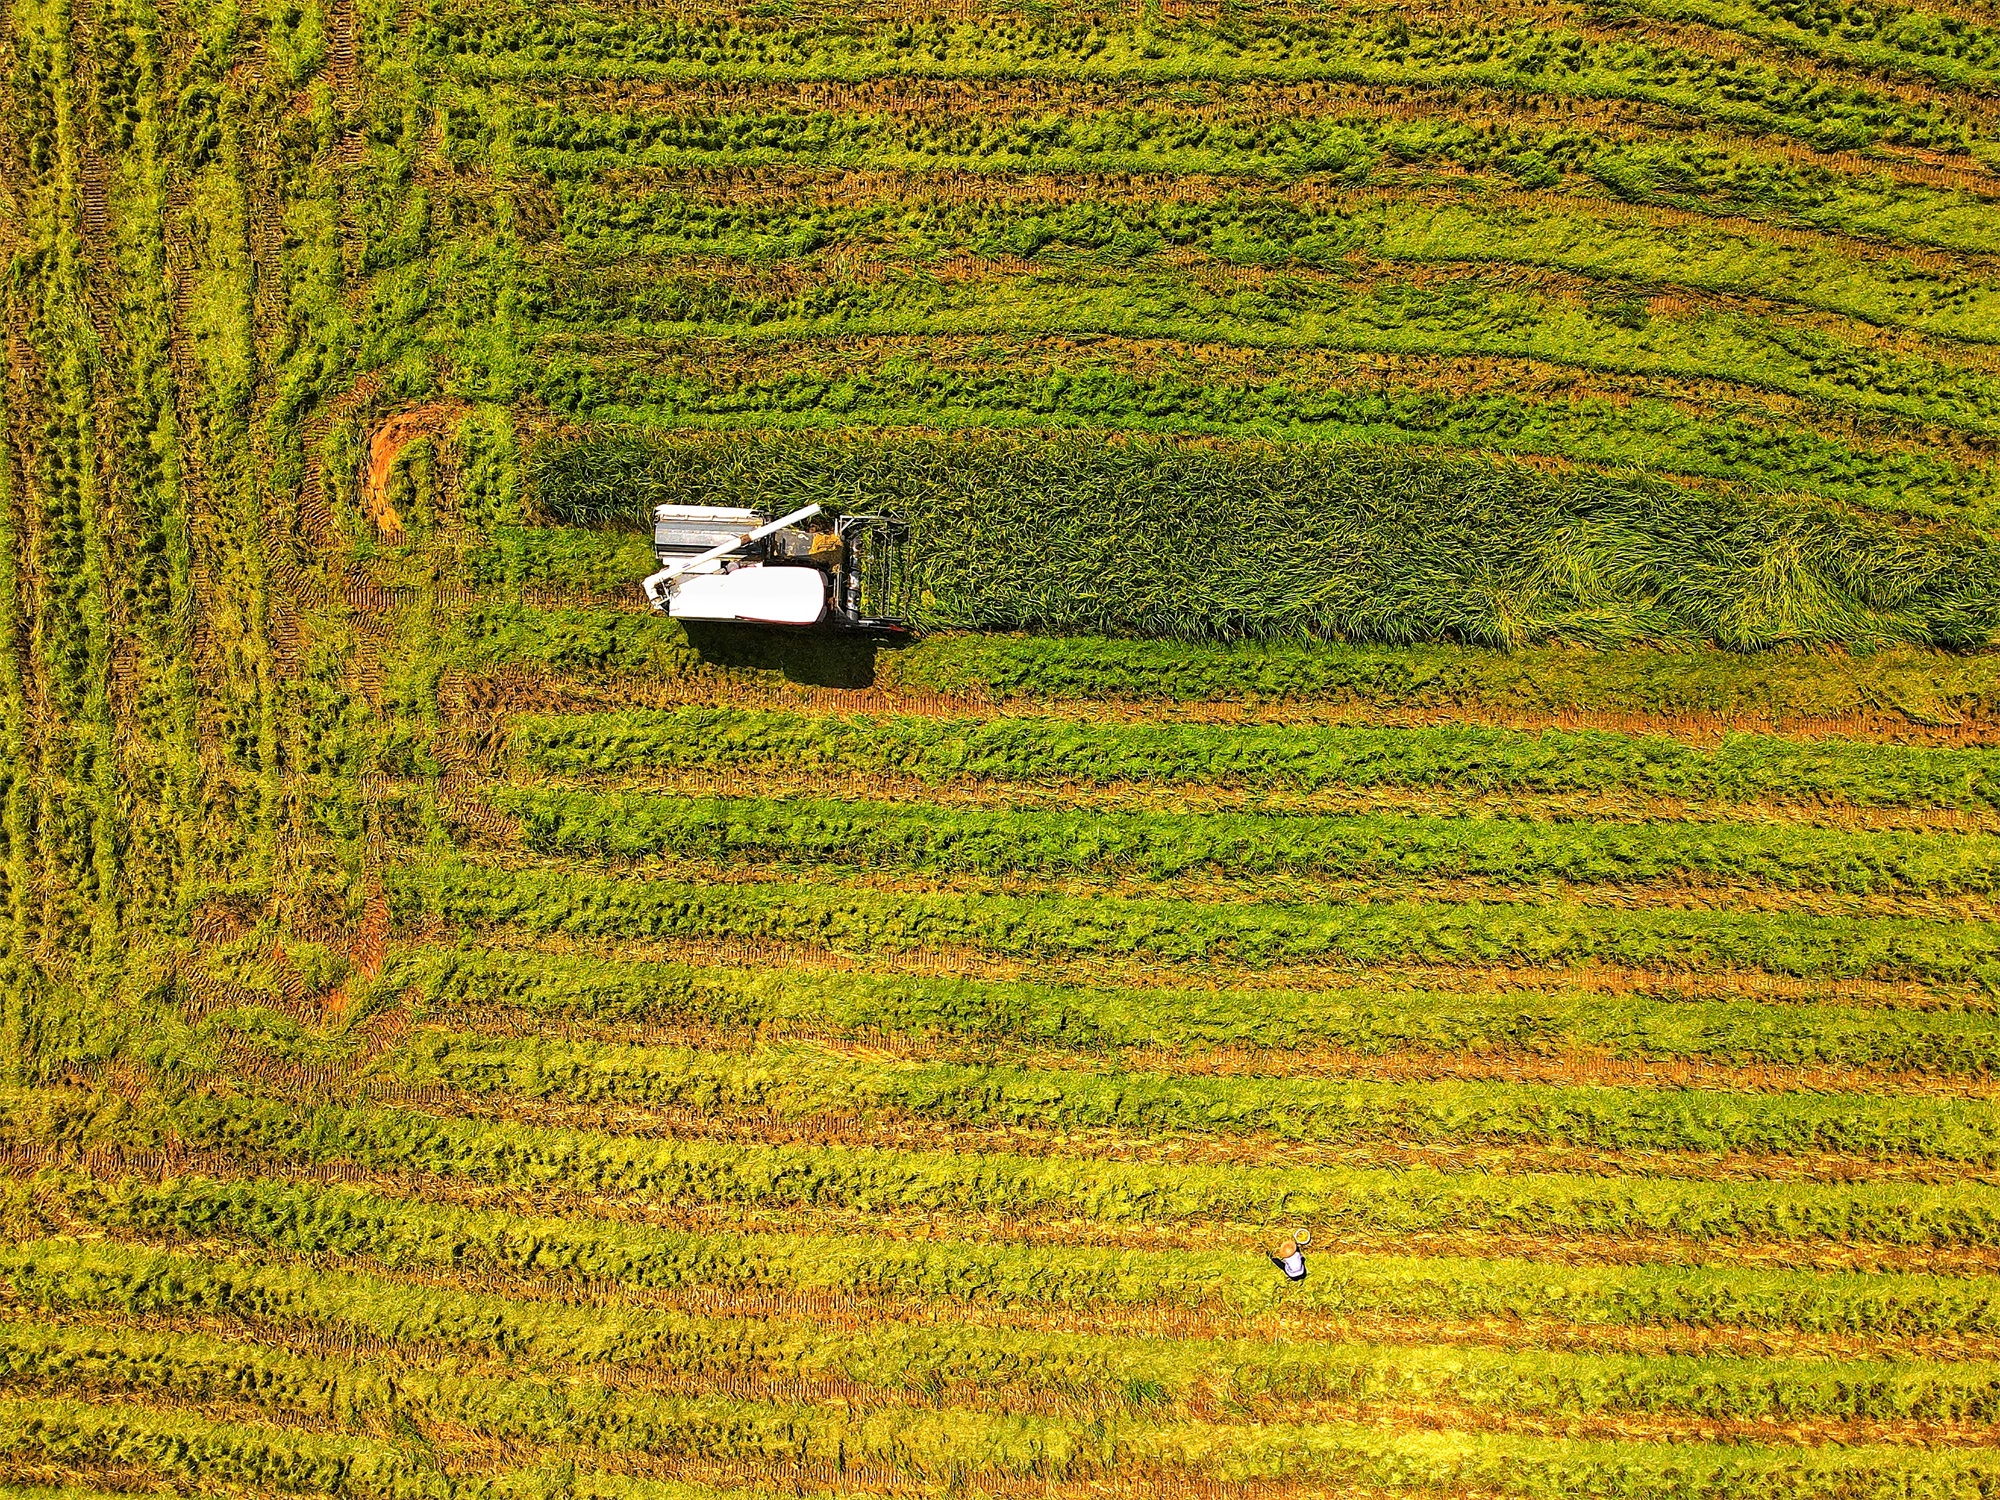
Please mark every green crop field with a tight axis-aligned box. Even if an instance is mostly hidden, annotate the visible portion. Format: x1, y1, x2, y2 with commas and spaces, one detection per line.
7, 0, 2000, 1495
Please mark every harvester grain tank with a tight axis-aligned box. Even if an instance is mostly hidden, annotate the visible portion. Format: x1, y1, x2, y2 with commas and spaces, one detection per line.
643, 503, 911, 630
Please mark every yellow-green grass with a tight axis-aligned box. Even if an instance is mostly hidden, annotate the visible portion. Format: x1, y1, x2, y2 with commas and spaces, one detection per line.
27, 1171, 2000, 1337
384, 943, 2000, 1077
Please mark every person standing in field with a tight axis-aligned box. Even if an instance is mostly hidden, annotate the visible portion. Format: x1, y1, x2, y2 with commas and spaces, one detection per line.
1267, 1237, 1306, 1281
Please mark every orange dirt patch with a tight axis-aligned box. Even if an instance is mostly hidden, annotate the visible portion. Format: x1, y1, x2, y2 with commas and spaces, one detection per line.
361, 402, 469, 538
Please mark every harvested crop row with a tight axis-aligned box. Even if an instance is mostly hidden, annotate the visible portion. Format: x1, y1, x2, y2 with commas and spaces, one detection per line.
37, 1171, 2000, 1337
7, 1326, 2000, 1499
388, 1031, 2000, 1164
477, 28, 1976, 165
490, 786, 2000, 896
886, 633, 2000, 728
0, 1395, 443, 1500
131, 1094, 2000, 1244
510, 706, 2000, 809
548, 183, 2000, 345
387, 861, 2000, 984
388, 944, 2000, 1077
476, 579, 2000, 728
14, 1239, 2000, 1426
525, 335, 2000, 528
526, 273, 2000, 454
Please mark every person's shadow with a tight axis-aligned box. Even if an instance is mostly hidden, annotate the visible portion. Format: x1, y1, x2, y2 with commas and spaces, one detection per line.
680, 622, 883, 689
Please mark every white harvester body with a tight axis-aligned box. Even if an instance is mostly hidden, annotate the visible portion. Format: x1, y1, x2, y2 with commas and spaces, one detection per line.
667, 563, 828, 626
644, 502, 909, 632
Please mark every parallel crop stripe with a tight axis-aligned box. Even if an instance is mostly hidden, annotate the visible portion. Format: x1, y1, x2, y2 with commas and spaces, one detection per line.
393, 946, 2000, 1078
0, 1395, 438, 1500
471, 59, 1972, 172
46, 1173, 2000, 1336
397, 1032, 2000, 1164
553, 190, 2000, 346
884, 633, 2000, 723
388, 862, 2000, 983
492, 786, 2000, 895
5, 1328, 2000, 1499
510, 708, 2000, 808
532, 305, 2000, 442
150, 1096, 2000, 1243
13, 1240, 2000, 1425
467, 620, 2000, 737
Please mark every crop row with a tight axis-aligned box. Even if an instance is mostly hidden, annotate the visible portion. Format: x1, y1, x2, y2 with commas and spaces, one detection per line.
541, 271, 2000, 432
36, 1171, 2000, 1336
881, 633, 2000, 726
490, 786, 2000, 896
464, 526, 654, 595
465, 22, 1982, 161
533, 118, 2000, 270
387, 945, 2000, 1077
525, 269, 2000, 450
526, 344, 2000, 529
0, 1396, 452, 1500
11, 1324, 2000, 1498
13, 1239, 2000, 1425
1621, 0, 2000, 90
550, 185, 2000, 346
454, 577, 2000, 730
387, 861, 2000, 984
456, 603, 704, 677
388, 1030, 2000, 1164
540, 179, 2000, 352
509, 705, 2000, 808
128, 1094, 2000, 1243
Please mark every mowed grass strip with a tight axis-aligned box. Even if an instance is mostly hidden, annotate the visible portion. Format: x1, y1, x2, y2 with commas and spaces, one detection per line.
388, 861, 2000, 983
491, 786, 2000, 896
117, 1093, 2000, 1244
5, 1324, 2000, 1499
511, 708, 2000, 809
392, 946, 2000, 1078
14, 1239, 2000, 1427
41, 1172, 2000, 1338
387, 1032, 2000, 1164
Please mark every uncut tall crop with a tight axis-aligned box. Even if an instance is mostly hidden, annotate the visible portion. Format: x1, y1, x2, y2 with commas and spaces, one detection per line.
524, 429, 2000, 648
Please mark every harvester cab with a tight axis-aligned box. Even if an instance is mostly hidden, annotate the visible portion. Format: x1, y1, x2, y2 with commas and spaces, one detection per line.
642, 503, 911, 631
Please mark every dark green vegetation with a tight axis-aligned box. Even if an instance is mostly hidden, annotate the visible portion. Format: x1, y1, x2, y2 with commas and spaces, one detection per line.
527, 430, 2000, 645
8, 0, 2000, 1494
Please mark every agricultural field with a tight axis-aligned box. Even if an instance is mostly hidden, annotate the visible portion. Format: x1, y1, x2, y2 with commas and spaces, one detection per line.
9, 0, 2000, 1494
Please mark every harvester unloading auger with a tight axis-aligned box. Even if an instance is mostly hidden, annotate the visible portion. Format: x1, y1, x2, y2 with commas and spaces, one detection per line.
642, 504, 912, 631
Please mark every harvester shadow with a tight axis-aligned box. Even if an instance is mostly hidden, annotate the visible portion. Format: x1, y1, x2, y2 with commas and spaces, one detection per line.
680, 622, 882, 689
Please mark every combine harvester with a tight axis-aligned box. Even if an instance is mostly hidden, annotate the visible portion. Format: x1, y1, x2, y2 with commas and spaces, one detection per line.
642, 504, 911, 631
